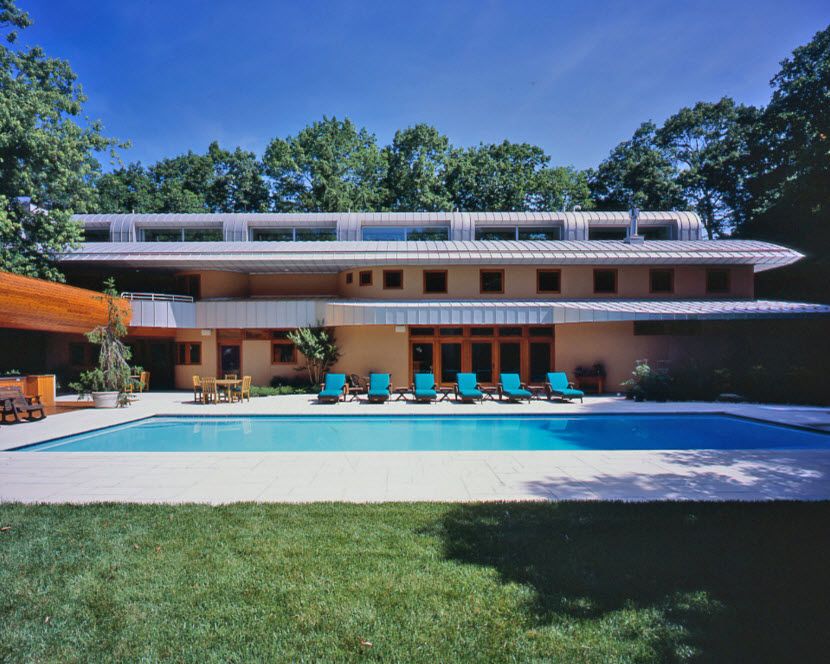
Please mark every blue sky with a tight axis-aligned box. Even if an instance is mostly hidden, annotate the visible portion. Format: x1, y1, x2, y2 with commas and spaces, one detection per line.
22, 0, 830, 170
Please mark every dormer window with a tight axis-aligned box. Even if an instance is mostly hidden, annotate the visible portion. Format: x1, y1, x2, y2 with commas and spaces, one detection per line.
361, 226, 449, 241
140, 227, 223, 242
475, 226, 561, 241
588, 227, 627, 240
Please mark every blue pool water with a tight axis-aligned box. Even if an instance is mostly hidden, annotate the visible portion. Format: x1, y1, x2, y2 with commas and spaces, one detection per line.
15, 414, 828, 452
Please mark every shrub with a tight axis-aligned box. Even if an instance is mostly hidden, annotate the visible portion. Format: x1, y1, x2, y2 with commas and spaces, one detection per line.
287, 325, 340, 387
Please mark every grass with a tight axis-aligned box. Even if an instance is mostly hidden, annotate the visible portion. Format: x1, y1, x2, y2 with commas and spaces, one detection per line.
2, 502, 830, 662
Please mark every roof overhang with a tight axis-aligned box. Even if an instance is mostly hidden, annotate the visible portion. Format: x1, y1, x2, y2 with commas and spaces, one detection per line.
61, 239, 804, 273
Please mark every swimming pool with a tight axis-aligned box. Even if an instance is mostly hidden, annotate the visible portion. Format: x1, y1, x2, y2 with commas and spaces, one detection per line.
14, 414, 829, 452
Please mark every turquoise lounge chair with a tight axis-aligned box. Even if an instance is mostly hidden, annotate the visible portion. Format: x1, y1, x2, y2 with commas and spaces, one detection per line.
412, 373, 437, 402
545, 372, 584, 403
498, 373, 532, 402
367, 373, 391, 403
318, 373, 347, 403
454, 373, 483, 402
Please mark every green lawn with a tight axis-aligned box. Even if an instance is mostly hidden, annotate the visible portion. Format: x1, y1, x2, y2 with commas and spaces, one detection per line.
2, 502, 829, 663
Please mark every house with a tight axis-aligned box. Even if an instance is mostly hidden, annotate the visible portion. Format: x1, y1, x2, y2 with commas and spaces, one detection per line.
20, 210, 830, 391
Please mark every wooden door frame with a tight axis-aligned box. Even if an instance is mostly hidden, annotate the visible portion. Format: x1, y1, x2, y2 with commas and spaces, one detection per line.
216, 340, 242, 377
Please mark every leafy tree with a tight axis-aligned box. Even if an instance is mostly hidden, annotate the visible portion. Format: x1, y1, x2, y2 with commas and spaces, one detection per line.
656, 98, 758, 238
0, 0, 121, 280
589, 122, 684, 211
446, 141, 551, 211
96, 163, 158, 213
287, 326, 341, 387
206, 141, 270, 212
528, 166, 594, 212
383, 124, 452, 211
263, 117, 385, 212
148, 151, 214, 213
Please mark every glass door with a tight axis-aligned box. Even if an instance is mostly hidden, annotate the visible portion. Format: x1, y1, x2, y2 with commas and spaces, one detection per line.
470, 342, 493, 384
219, 344, 241, 376
499, 342, 521, 376
529, 342, 552, 384
440, 343, 462, 384
411, 342, 434, 375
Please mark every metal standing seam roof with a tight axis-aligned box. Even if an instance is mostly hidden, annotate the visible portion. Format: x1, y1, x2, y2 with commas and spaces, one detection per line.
127, 297, 830, 329
60, 239, 804, 272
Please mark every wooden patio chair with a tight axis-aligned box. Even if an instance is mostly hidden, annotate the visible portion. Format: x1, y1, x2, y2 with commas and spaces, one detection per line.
231, 375, 252, 402
192, 375, 202, 402
139, 370, 150, 392
224, 373, 238, 380
0, 386, 47, 424
200, 376, 218, 404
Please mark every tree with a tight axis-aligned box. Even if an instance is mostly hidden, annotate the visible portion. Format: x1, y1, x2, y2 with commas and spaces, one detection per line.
287, 326, 341, 387
263, 117, 386, 212
528, 166, 594, 212
656, 98, 758, 238
0, 0, 121, 280
206, 142, 270, 212
383, 124, 452, 211
589, 122, 684, 211
148, 152, 214, 213
446, 141, 551, 211
96, 163, 158, 213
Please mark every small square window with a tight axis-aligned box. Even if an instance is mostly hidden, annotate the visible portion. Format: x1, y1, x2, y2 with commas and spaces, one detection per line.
272, 342, 295, 364
175, 342, 202, 365
345, 273, 353, 284
706, 269, 730, 293
383, 270, 403, 289
359, 270, 373, 286
423, 271, 447, 294
537, 269, 561, 293
650, 269, 674, 294
593, 269, 617, 294
480, 270, 504, 293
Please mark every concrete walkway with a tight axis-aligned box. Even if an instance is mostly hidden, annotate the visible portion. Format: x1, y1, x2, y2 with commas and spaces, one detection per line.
1, 393, 829, 503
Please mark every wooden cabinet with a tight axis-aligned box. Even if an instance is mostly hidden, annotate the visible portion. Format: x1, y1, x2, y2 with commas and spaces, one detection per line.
574, 375, 605, 394
0, 374, 55, 407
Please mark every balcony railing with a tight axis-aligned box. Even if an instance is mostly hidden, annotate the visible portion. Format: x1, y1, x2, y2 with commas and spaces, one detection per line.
121, 292, 194, 303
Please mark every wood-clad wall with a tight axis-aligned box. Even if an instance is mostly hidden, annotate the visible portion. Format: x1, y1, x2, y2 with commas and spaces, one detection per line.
0, 271, 131, 334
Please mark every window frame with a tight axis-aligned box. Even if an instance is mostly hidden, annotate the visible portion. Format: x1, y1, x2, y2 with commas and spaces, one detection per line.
271, 340, 297, 364
382, 269, 404, 290
423, 270, 448, 294
536, 269, 562, 294
479, 269, 505, 294
649, 268, 675, 294
345, 272, 353, 285
359, 270, 373, 287
175, 342, 202, 366
593, 269, 618, 294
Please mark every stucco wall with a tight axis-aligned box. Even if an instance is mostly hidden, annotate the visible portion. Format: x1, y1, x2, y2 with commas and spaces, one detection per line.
337, 265, 754, 300
249, 274, 338, 297
172, 329, 217, 390
330, 325, 410, 386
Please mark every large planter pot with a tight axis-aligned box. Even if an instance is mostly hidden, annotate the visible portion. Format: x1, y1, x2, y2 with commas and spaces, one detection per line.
91, 391, 119, 408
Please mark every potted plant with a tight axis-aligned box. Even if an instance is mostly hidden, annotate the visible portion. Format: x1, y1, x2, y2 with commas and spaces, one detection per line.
69, 278, 133, 408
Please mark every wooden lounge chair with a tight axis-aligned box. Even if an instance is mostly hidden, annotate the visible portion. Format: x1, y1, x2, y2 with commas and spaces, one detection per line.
318, 373, 348, 403
224, 373, 238, 380
192, 375, 202, 402
412, 373, 438, 403
498, 373, 533, 402
545, 372, 585, 403
201, 376, 218, 404
0, 386, 47, 423
231, 375, 252, 402
367, 373, 391, 403
454, 373, 483, 402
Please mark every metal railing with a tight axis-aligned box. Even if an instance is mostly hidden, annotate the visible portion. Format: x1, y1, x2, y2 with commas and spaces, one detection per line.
121, 292, 194, 303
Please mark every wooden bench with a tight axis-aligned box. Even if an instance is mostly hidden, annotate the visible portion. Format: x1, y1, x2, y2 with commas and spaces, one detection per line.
0, 386, 47, 424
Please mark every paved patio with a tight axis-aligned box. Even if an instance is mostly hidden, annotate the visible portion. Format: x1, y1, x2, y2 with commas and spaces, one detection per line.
1, 392, 829, 503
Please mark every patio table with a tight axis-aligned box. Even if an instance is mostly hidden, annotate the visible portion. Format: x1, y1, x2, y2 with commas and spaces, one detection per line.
393, 387, 410, 402
215, 378, 242, 403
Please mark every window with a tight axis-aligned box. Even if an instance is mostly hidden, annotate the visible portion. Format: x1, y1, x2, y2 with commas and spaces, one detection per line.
480, 270, 504, 294
528, 327, 554, 337
141, 228, 222, 242
251, 227, 336, 241
498, 327, 522, 337
634, 321, 701, 336
174, 274, 201, 299
537, 269, 561, 293
272, 341, 296, 364
642, 226, 670, 240
518, 227, 561, 241
649, 269, 674, 294
359, 270, 373, 286
706, 269, 730, 294
345, 272, 353, 284
439, 327, 464, 336
470, 327, 495, 336
475, 228, 517, 241
593, 269, 617, 294
176, 342, 202, 365
409, 327, 435, 336
589, 227, 627, 240
362, 226, 449, 241
423, 270, 447, 294
383, 270, 403, 289
83, 228, 109, 242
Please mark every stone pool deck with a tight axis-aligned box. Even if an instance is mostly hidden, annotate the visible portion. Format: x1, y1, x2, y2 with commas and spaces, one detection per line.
1, 392, 829, 503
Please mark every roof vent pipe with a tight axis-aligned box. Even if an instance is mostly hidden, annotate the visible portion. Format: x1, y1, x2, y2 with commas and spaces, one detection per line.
625, 206, 644, 244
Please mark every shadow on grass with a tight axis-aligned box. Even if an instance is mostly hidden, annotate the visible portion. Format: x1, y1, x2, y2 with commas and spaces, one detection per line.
431, 501, 830, 661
